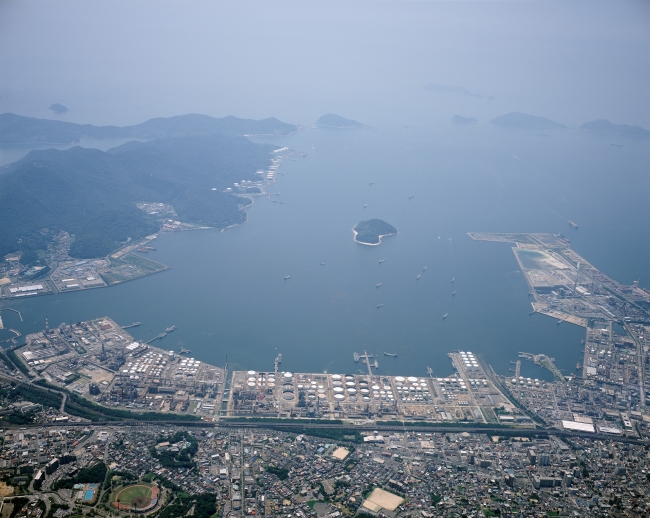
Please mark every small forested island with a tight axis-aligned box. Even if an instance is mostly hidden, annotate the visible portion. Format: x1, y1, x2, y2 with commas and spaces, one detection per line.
491, 112, 565, 129
316, 113, 364, 128
49, 103, 69, 114
580, 119, 650, 137
353, 219, 397, 245
452, 115, 477, 124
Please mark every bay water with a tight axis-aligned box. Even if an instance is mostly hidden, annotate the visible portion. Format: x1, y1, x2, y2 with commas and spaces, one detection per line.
2, 122, 649, 382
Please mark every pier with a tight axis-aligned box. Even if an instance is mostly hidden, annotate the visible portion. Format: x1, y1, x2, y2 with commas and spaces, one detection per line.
361, 350, 376, 378
0, 329, 21, 344
145, 332, 167, 344
519, 352, 564, 381
122, 322, 142, 329
0, 308, 23, 322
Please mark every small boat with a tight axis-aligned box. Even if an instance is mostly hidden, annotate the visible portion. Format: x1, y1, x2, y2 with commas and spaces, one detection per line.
408, 196, 415, 200
378, 259, 385, 264
353, 352, 360, 362
320, 262, 325, 265
423, 266, 428, 271
165, 326, 176, 333
451, 277, 455, 283
438, 236, 440, 240
384, 352, 397, 357
363, 204, 368, 209
569, 221, 579, 229
369, 182, 375, 186
376, 283, 382, 288
377, 304, 384, 308
452, 291, 456, 296
284, 275, 291, 280
443, 313, 448, 319
416, 274, 421, 280
611, 143, 623, 148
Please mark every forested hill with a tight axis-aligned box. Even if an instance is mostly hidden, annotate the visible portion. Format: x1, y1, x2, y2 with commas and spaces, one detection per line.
0, 135, 275, 263
0, 113, 297, 144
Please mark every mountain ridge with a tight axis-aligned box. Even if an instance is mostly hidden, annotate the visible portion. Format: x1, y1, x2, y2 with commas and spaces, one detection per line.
0, 112, 297, 144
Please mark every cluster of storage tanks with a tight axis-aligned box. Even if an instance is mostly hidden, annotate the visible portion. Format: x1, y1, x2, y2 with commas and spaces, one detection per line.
121, 351, 168, 380
460, 351, 480, 371
510, 376, 541, 388
331, 374, 377, 403
393, 376, 432, 403
436, 377, 488, 393
175, 357, 201, 378
245, 371, 277, 390
290, 372, 330, 402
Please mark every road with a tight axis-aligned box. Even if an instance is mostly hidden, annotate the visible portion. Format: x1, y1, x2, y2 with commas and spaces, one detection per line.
3, 419, 647, 446
624, 322, 646, 406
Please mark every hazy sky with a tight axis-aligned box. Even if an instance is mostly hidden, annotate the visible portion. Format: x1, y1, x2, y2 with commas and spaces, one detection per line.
1, 0, 649, 127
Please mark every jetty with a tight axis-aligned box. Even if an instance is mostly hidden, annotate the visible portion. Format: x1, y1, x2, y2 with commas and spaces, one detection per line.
0, 308, 23, 322
146, 332, 167, 344
122, 322, 142, 329
519, 352, 564, 381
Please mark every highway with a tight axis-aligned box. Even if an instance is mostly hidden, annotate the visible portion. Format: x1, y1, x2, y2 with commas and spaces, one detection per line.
4, 419, 648, 446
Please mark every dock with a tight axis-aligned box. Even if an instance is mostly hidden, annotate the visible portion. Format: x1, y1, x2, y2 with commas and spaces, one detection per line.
145, 332, 167, 344
0, 308, 23, 322
121, 322, 142, 329
0, 329, 21, 344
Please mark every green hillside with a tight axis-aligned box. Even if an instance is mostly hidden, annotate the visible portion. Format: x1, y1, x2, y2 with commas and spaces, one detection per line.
0, 135, 275, 263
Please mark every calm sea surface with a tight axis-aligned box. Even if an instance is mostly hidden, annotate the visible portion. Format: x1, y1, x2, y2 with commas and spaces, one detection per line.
2, 123, 649, 381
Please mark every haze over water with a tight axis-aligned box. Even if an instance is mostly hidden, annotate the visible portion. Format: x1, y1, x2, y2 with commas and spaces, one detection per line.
1, 0, 649, 381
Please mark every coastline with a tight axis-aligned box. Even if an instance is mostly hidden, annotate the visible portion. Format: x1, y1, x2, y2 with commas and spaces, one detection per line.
352, 227, 396, 246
